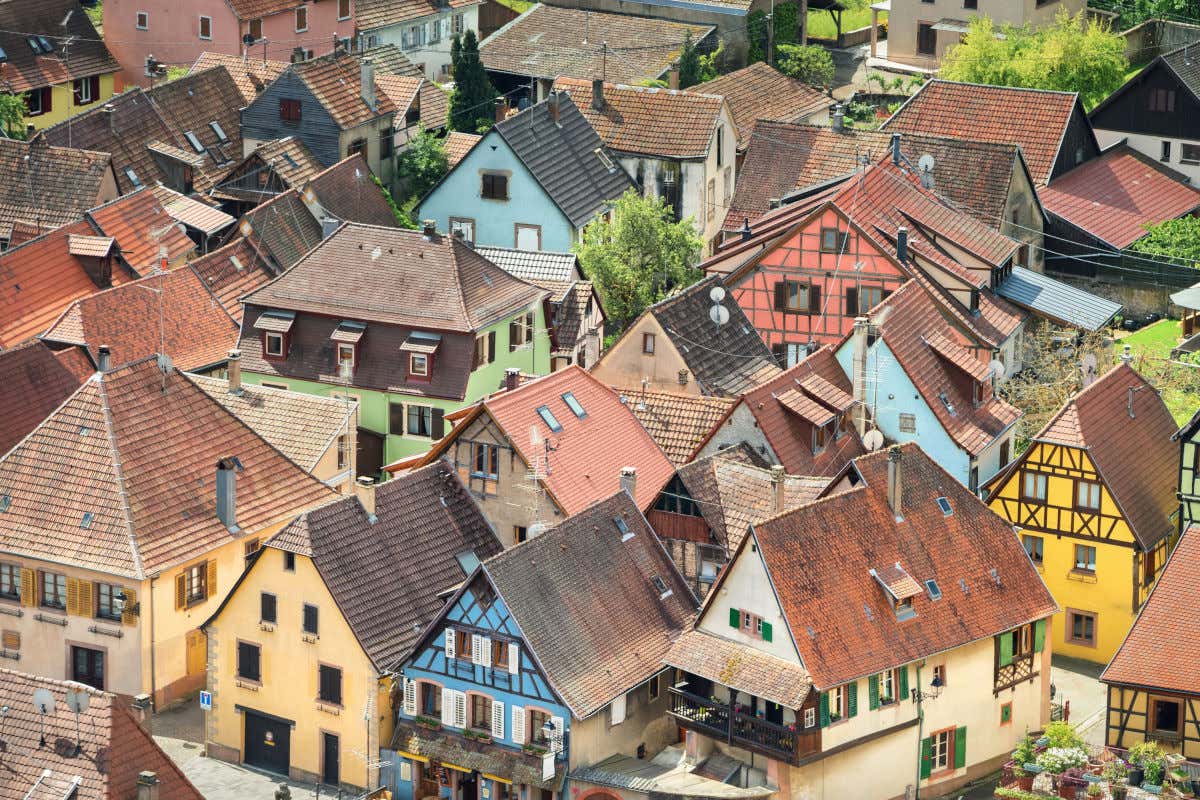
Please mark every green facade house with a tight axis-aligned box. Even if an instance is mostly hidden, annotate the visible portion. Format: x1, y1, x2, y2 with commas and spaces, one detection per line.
238, 222, 550, 471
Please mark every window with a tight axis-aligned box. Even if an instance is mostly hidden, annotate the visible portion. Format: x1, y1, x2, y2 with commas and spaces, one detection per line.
1012, 623, 1033, 657
492, 639, 509, 670
473, 333, 494, 368
337, 343, 356, 373
472, 442, 499, 479
1149, 88, 1176, 113
1073, 544, 1096, 573
899, 413, 917, 434
707, 178, 717, 220
284, 551, 296, 572
248, 18, 262, 39
642, 333, 656, 354
1182, 143, 1200, 165
515, 224, 541, 250
421, 682, 441, 717
319, 664, 343, 705
261, 592, 277, 624
530, 709, 551, 744
1143, 548, 1156, 586
381, 127, 394, 158
338, 0, 351, 19
820, 227, 848, 253
851, 285, 882, 314
450, 218, 475, 243
715, 126, 724, 167
453, 13, 465, 34
244, 538, 261, 566
429, 19, 441, 43
699, 548, 722, 584
561, 392, 586, 418
1151, 696, 1183, 739
455, 629, 471, 659
199, 15, 212, 39
1020, 471, 1047, 502
1162, 140, 1172, 162
782, 280, 812, 313
470, 694, 492, 730
73, 77, 94, 105
264, 332, 285, 357
963, 0, 977, 7
917, 22, 937, 56
409, 353, 429, 378
303, 603, 319, 635
0, 564, 18, 601
1022, 535, 1044, 565
347, 138, 367, 158
830, 684, 846, 722
879, 670, 896, 705
509, 312, 535, 349
1075, 480, 1101, 511
25, 89, 43, 116
931, 728, 953, 772
136, 11, 149, 29
1068, 610, 1096, 646
237, 641, 261, 682
482, 173, 509, 200
932, 664, 946, 689
1000, 439, 1010, 468
407, 405, 433, 437
804, 707, 816, 728
648, 674, 660, 701
536, 405, 562, 433
279, 98, 301, 123
295, 6, 308, 31
337, 435, 350, 471
96, 584, 122, 621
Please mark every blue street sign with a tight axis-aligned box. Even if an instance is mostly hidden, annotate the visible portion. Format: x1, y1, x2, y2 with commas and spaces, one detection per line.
199, 690, 212, 711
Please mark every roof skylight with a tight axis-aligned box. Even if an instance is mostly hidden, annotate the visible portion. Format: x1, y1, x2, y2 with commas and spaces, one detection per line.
561, 392, 585, 419
614, 516, 633, 541
925, 579, 942, 600
936, 497, 952, 516
536, 405, 562, 433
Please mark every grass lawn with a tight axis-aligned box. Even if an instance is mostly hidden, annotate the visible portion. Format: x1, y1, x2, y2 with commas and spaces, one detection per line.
492, 0, 533, 13
808, 6, 883, 40
1117, 319, 1180, 360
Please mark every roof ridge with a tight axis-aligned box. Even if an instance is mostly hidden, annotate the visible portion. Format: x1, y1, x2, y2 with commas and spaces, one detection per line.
1033, 361, 1150, 442
927, 78, 1079, 98
94, 373, 146, 580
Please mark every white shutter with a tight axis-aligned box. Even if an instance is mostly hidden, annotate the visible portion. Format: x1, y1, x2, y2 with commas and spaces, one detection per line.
471, 634, 484, 665
491, 699, 505, 739
549, 716, 565, 753
481, 637, 492, 668
441, 686, 455, 726
511, 705, 526, 744
508, 642, 520, 675
610, 693, 626, 726
445, 628, 456, 659
453, 690, 468, 728
403, 678, 418, 715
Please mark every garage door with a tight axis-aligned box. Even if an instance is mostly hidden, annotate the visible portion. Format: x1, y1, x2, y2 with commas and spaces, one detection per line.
244, 710, 291, 776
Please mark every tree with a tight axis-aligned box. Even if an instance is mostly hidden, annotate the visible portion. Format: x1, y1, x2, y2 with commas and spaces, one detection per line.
1130, 217, 1200, 266
0, 93, 26, 139
747, 10, 768, 63
448, 30, 499, 133
773, 2, 800, 45
677, 31, 701, 89
939, 11, 1127, 108
395, 127, 449, 203
774, 43, 835, 87
574, 189, 704, 334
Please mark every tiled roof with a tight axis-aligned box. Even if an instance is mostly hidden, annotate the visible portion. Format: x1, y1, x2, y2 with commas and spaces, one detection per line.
226, 0, 305, 19
1102, 525, 1200, 693
619, 388, 736, 465
360, 44, 426, 78
244, 137, 324, 190
648, 275, 782, 396
0, 357, 335, 578
376, 73, 423, 115
267, 461, 502, 669
0, 138, 113, 239
1022, 363, 1176, 549
699, 63, 829, 148
1159, 42, 1200, 98
484, 490, 695, 717
241, 188, 324, 272
306, 153, 401, 229
0, 0, 118, 93
664, 629, 811, 708
420, 82, 450, 130
150, 185, 237, 236
187, 236, 276, 320
1040, 145, 1200, 249
291, 51, 398, 130
189, 51, 289, 104
555, 77, 725, 160
551, 280, 597, 352
494, 93, 636, 228
357, 0, 479, 30
244, 223, 544, 332
481, 5, 713, 84
737, 347, 865, 474
751, 443, 1058, 688
475, 246, 579, 284
83, 189, 194, 274
0, 340, 91, 457
0, 669, 203, 800
444, 132, 482, 168
884, 80, 1085, 185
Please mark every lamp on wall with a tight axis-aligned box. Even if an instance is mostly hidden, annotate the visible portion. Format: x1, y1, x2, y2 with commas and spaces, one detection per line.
114, 590, 140, 618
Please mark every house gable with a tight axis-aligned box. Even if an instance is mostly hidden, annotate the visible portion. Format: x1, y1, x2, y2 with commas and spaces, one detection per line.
242, 72, 343, 167
1091, 57, 1200, 141
590, 312, 688, 394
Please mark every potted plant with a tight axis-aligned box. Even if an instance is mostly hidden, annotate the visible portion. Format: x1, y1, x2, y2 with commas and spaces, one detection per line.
1011, 764, 1033, 791
1086, 783, 1102, 798
1130, 742, 1165, 788
415, 715, 441, 730
1058, 767, 1087, 800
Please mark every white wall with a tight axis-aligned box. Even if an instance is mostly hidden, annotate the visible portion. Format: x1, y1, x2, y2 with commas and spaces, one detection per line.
1095, 128, 1200, 185
361, 5, 480, 82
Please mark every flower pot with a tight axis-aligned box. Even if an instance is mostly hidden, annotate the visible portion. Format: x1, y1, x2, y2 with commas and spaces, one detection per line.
1129, 767, 1145, 786
1057, 783, 1076, 799
1017, 775, 1034, 791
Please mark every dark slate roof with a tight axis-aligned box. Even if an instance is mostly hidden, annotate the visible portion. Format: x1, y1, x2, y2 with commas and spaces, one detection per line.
306, 154, 400, 229
0, 138, 113, 240
494, 93, 635, 228
483, 490, 695, 718
268, 461, 503, 670
649, 275, 781, 396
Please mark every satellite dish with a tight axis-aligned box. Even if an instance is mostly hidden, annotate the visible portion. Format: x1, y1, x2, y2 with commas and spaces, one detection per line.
709, 304, 730, 325
918, 154, 936, 173
242, 33, 256, 46
708, 285, 726, 303
863, 429, 885, 451
32, 689, 54, 716
65, 687, 90, 715
988, 359, 1006, 379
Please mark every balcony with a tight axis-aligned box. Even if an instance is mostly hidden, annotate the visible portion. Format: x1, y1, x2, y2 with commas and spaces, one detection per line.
669, 687, 815, 764
994, 653, 1039, 695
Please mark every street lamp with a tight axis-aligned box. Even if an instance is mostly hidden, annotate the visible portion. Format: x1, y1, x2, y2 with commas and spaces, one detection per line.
113, 589, 139, 618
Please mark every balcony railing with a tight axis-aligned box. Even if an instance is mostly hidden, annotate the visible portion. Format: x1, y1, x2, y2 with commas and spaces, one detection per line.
994, 653, 1038, 695
669, 687, 809, 764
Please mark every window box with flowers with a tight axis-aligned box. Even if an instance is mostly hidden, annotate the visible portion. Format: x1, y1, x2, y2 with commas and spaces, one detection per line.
415, 715, 441, 730
522, 743, 548, 756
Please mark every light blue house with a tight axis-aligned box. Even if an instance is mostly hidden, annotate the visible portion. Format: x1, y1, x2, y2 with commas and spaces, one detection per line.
384, 490, 695, 800
834, 281, 1021, 492
418, 92, 634, 251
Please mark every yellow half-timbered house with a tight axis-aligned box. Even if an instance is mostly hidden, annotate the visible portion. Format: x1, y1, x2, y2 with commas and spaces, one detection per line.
985, 364, 1179, 664
1172, 408, 1200, 528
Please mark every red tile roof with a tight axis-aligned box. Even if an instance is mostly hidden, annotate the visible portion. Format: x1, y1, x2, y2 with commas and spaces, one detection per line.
699, 63, 829, 148
291, 51, 399, 130
356, 0, 479, 30
0, 137, 114, 240
619, 388, 737, 465
443, 132, 481, 168
0, 340, 91, 457
884, 80, 1086, 185
226, 0, 305, 19
1040, 145, 1200, 249
188, 237, 275, 320
190, 51, 289, 104
305, 154, 401, 229
0, 0, 118, 93
750, 443, 1058, 688
86, 188, 195, 273
1102, 525, 1200, 693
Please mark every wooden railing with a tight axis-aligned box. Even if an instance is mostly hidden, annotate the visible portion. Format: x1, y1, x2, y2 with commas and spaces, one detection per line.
669, 688, 809, 764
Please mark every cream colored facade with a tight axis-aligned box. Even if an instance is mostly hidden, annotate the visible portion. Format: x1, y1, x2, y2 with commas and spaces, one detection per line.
591, 315, 700, 396
886, 0, 1086, 66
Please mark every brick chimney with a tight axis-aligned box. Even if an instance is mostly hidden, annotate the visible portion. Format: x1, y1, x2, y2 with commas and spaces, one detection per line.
887, 446, 903, 519
770, 465, 785, 513
360, 57, 376, 111
227, 349, 242, 395
136, 771, 160, 800
591, 77, 605, 110
504, 367, 521, 391
668, 65, 679, 90
494, 97, 507, 123
356, 476, 376, 517
422, 219, 437, 239
851, 317, 868, 437
619, 466, 637, 499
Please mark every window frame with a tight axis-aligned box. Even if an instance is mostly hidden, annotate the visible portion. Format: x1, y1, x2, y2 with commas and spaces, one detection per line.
338, 0, 351, 20
1181, 142, 1200, 166
264, 332, 285, 357
1022, 534, 1044, 565
1073, 544, 1097, 574
898, 412, 917, 434
1149, 695, 1184, 740
198, 15, 212, 40
318, 663, 343, 706
136, 11, 149, 29
261, 592, 278, 624
185, 563, 208, 606
471, 442, 499, 480
295, 5, 308, 32
407, 404, 433, 438
0, 563, 19, 601
642, 333, 656, 354
481, 173, 509, 201
248, 18, 262, 39
829, 684, 847, 723
408, 353, 429, 379
237, 640, 262, 683
1074, 479, 1102, 512
74, 77, 94, 104
469, 692, 493, 731
819, 227, 848, 254
303, 603, 320, 635
930, 727, 954, 774
1020, 470, 1048, 503
1067, 609, 1097, 647
96, 583, 123, 621
420, 681, 442, 717
782, 279, 811, 313
337, 342, 356, 373
279, 98, 302, 123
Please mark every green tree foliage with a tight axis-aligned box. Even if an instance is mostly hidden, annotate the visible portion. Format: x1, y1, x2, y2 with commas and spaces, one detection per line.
0, 93, 27, 139
1090, 0, 1200, 29
574, 190, 704, 333
747, 10, 768, 63
773, 2, 799, 45
774, 43, 835, 87
939, 11, 1127, 108
373, 175, 418, 230
678, 31, 701, 89
1130, 217, 1200, 266
395, 127, 449, 202
448, 30, 499, 133
697, 41, 724, 83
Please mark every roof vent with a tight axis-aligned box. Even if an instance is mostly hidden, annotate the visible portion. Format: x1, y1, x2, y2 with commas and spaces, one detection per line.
938, 391, 957, 417
215, 456, 243, 532
989, 568, 1001, 587
806, 625, 816, 639
651, 576, 671, 599
959, 578, 969, 595
864, 603, 874, 622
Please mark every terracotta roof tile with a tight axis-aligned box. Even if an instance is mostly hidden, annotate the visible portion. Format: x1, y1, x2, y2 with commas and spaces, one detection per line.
306, 153, 401, 229
357, 0, 478, 30
1102, 525, 1200, 693
0, 0, 118, 93
150, 186, 237, 236
444, 132, 482, 168
85, 188, 195, 273
665, 629, 811, 708
241, 188, 324, 272
187, 236, 275, 320
752, 443, 1058, 687
0, 341, 90, 456
475, 246, 578, 284
1040, 145, 1200, 249
620, 388, 736, 465
292, 51, 398, 130
700, 63, 829, 148
189, 52, 289, 104
0, 138, 113, 238
550, 280, 597, 352
226, 0, 305, 20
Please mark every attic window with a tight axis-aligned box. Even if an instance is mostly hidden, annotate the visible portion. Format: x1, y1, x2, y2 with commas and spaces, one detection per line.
936, 497, 952, 516
80, 512, 95, 529
925, 579, 942, 601
0, 495, 10, 513
895, 598, 916, 621
209, 121, 229, 142
28, 36, 53, 55
614, 516, 634, 542
536, 405, 562, 433
594, 148, 616, 172
651, 576, 672, 599
455, 550, 481, 576
184, 131, 205, 153
124, 167, 143, 189
561, 392, 586, 419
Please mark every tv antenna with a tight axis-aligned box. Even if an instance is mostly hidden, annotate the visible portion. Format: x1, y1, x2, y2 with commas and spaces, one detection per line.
32, 688, 54, 748
65, 685, 90, 756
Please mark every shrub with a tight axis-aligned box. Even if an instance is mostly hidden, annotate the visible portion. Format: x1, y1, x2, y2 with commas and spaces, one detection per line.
1044, 721, 1085, 750
1012, 733, 1038, 767
1035, 747, 1089, 774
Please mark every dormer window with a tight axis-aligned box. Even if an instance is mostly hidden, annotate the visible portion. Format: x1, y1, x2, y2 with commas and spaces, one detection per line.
254, 309, 296, 360
337, 343, 356, 373
871, 563, 922, 621
813, 421, 830, 454
265, 332, 285, 357
409, 353, 429, 377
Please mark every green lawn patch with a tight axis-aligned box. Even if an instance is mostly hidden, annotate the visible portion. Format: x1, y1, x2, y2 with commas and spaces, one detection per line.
1116, 319, 1200, 424
1117, 319, 1180, 361
807, 6, 882, 40
493, 0, 533, 13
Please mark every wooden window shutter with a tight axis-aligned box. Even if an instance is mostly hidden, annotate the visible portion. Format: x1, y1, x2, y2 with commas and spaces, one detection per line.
868, 674, 880, 710
549, 715, 564, 752
19, 569, 34, 607
431, 408, 445, 440
818, 692, 830, 727
444, 628, 456, 659
760, 620, 772, 642
919, 736, 933, 779
66, 578, 80, 616
90, 76, 100, 101
845, 287, 858, 316
953, 727, 967, 769
122, 588, 138, 625
480, 636, 492, 668
77, 580, 94, 618
773, 282, 787, 311
846, 682, 858, 718
403, 678, 418, 715
610, 693, 626, 725
175, 573, 186, 610
897, 664, 909, 700
728, 608, 740, 629
454, 691, 468, 728
511, 705, 526, 744
1033, 619, 1046, 652
1, 630, 18, 650
471, 633, 483, 665
998, 632, 1014, 667
42, 88, 52, 114
206, 560, 218, 599
490, 699, 504, 739
73, 80, 83, 105
809, 284, 821, 314
507, 642, 519, 675
441, 686, 455, 726
488, 331, 496, 362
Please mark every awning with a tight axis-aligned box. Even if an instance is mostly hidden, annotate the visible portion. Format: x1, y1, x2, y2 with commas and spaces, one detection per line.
931, 18, 970, 33
995, 267, 1122, 331
67, 234, 115, 258
400, 331, 443, 354
776, 388, 835, 428
330, 320, 367, 344
253, 310, 296, 333
663, 630, 812, 709
1170, 282, 1200, 311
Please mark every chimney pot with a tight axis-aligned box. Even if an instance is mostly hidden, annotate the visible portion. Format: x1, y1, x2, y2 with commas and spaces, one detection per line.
832, 104, 844, 133
548, 93, 560, 125
770, 465, 786, 512
97, 344, 112, 373
227, 349, 242, 395
504, 367, 521, 392
619, 466, 637, 499
592, 77, 605, 110
422, 219, 437, 239
494, 97, 507, 123
360, 57, 376, 111
668, 65, 679, 90
356, 476, 376, 516
1120, 344, 1133, 364
137, 771, 160, 800
216, 457, 239, 531
887, 445, 903, 519
130, 694, 152, 730
896, 226, 908, 264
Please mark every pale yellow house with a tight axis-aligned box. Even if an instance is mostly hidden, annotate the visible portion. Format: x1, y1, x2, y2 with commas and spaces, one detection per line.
203, 460, 503, 793
0, 354, 336, 705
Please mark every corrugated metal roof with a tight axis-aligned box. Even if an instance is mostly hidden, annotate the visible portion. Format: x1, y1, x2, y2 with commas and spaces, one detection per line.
995, 267, 1122, 331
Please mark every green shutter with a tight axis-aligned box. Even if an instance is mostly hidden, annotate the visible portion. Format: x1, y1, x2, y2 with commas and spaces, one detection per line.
954, 727, 967, 769
1033, 620, 1046, 652
729, 608, 740, 629
819, 692, 830, 727
998, 632, 1014, 667
868, 674, 880, 710
919, 736, 933, 779
760, 620, 773, 642
898, 665, 909, 701
847, 682, 858, 718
